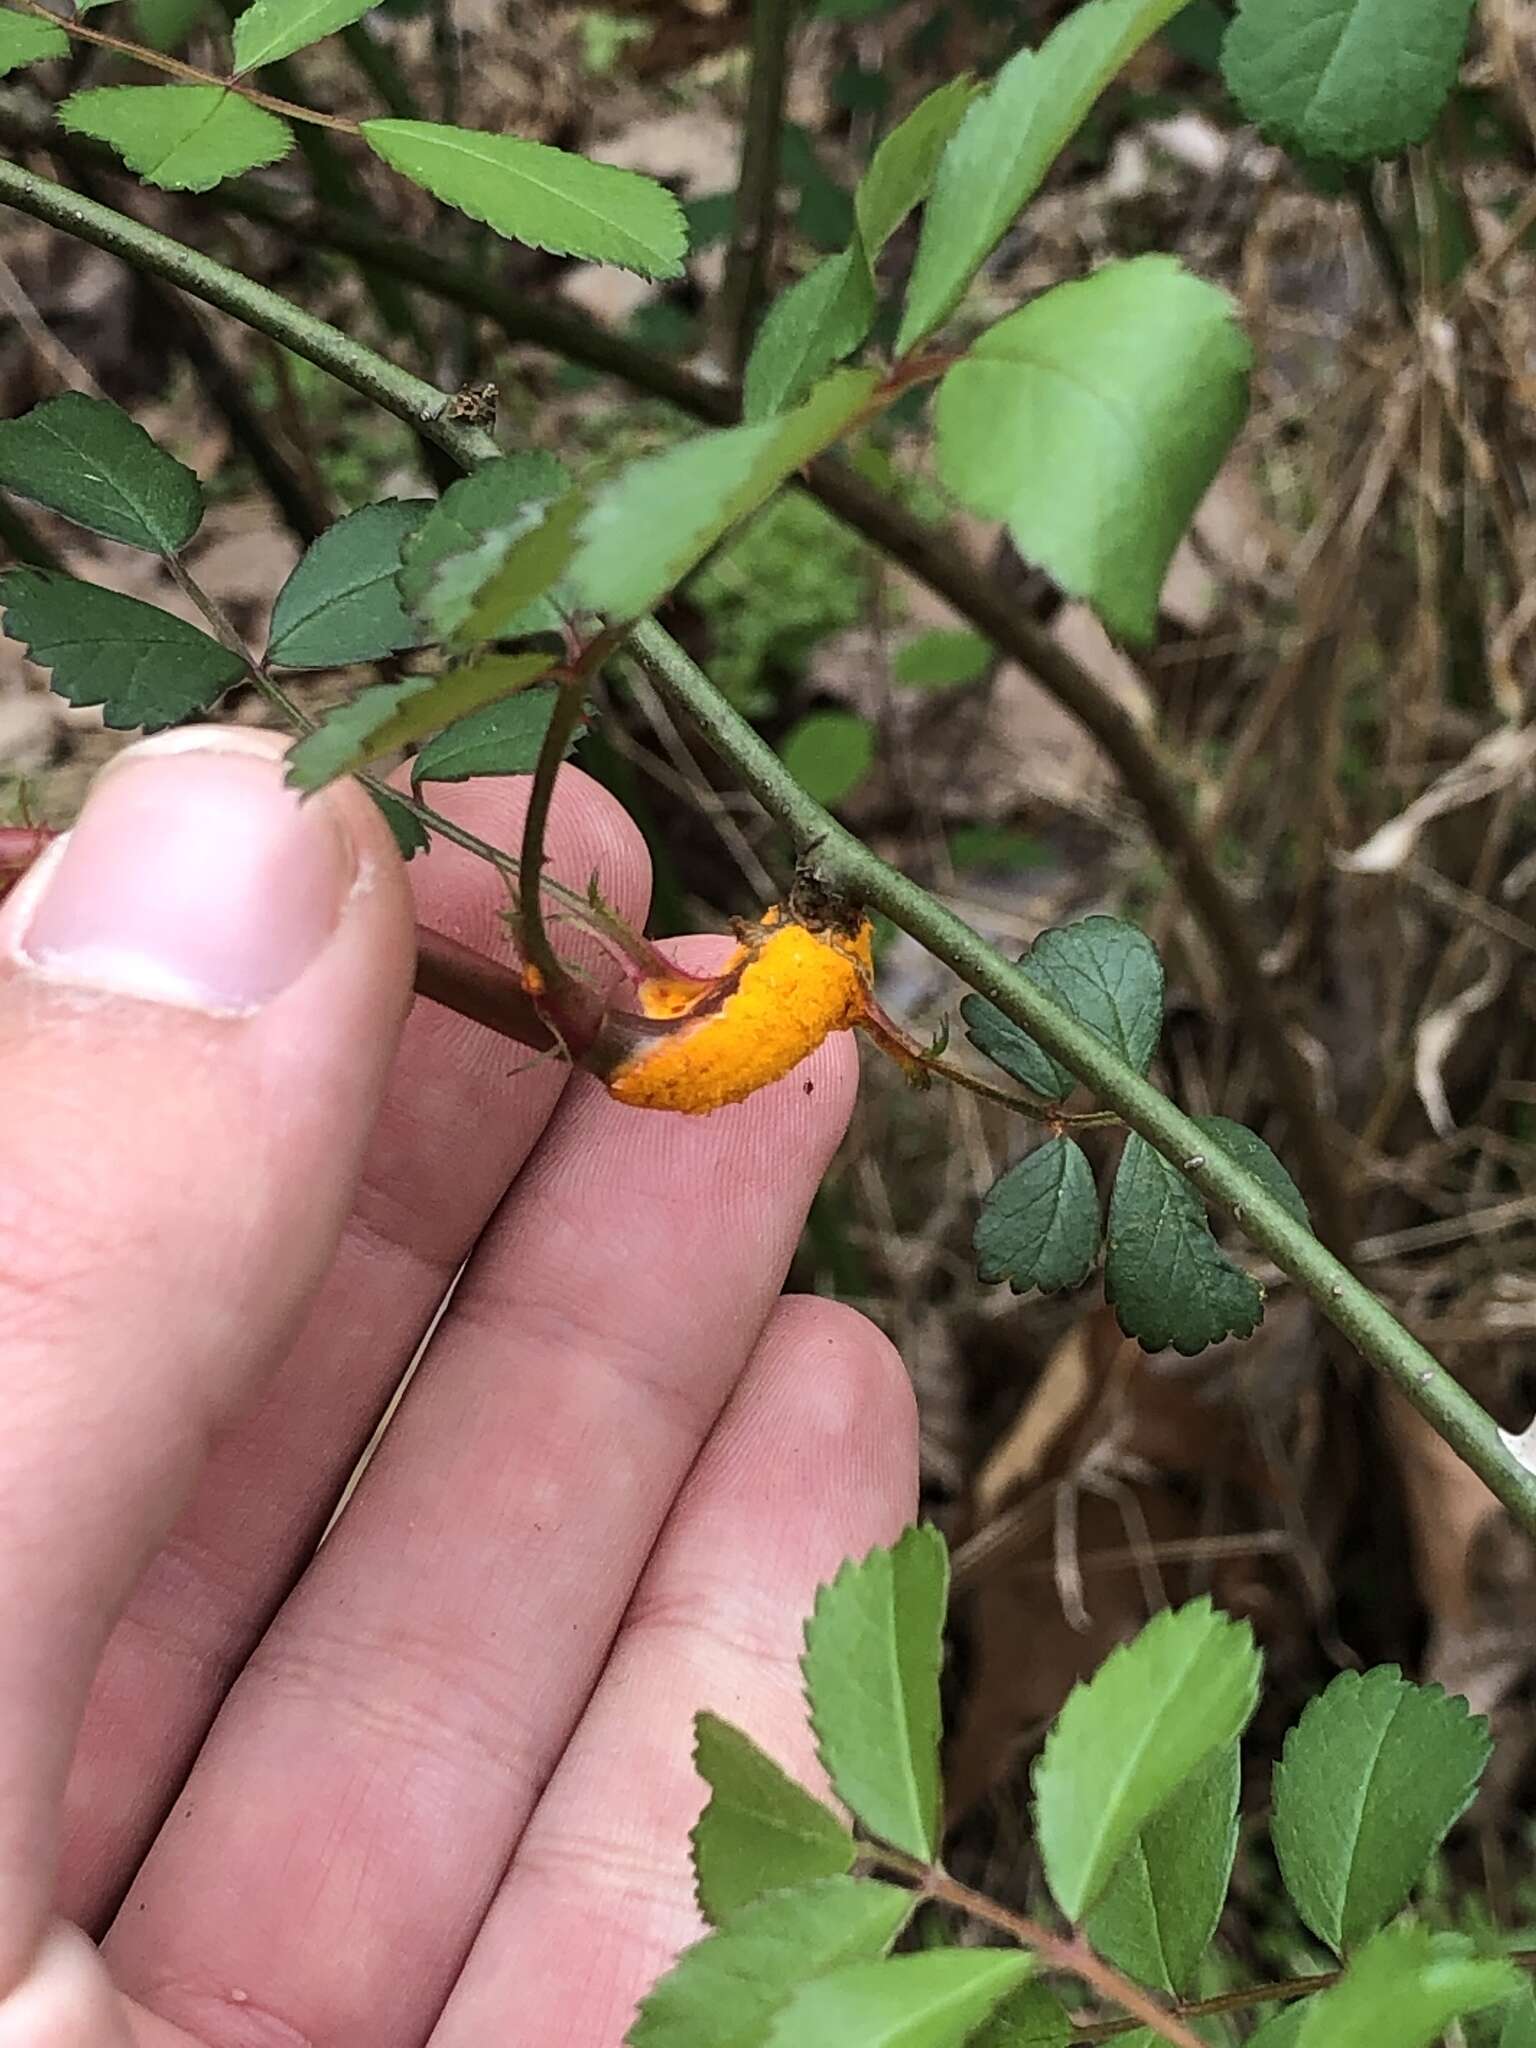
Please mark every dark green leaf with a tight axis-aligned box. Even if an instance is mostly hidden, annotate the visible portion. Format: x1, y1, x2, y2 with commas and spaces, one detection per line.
0, 568, 243, 730
397, 453, 569, 638
777, 709, 874, 807
233, 0, 380, 71
1085, 1741, 1239, 1995
0, 8, 68, 75
892, 629, 991, 690
935, 257, 1250, 643
966, 1981, 1075, 2048
60, 85, 292, 191
1161, 0, 1226, 70
361, 120, 687, 277
743, 250, 875, 423
690, 1713, 856, 1925
368, 785, 429, 859
0, 392, 202, 552
1293, 1924, 1517, 2048
1034, 1597, 1260, 1921
1271, 1666, 1492, 1957
410, 681, 566, 785
897, 0, 1186, 351
973, 1137, 1100, 1297
626, 1876, 912, 2048
762, 1951, 1031, 2047
1222, 0, 1478, 163
267, 499, 430, 668
1193, 1117, 1309, 1228
961, 916, 1164, 1103
801, 1525, 948, 1861
1104, 1134, 1263, 1355
448, 491, 584, 648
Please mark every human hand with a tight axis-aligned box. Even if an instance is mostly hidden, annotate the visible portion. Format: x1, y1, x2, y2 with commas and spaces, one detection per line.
0, 728, 916, 2047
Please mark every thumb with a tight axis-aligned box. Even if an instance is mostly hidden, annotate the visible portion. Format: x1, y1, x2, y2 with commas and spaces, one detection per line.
0, 728, 416, 2031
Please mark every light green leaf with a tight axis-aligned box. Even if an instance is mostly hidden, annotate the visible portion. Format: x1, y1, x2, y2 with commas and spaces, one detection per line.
1248, 2004, 1313, 2048
966, 1981, 1075, 2048
1293, 1924, 1517, 2048
1222, 0, 1478, 163
361, 120, 687, 277
1034, 1597, 1261, 1921
572, 370, 878, 620
855, 75, 977, 254
286, 652, 556, 790
743, 249, 875, 423
233, 0, 378, 71
935, 256, 1250, 643
961, 915, 1165, 1103
60, 85, 291, 192
892, 629, 990, 690
1499, 1990, 1536, 2048
763, 1951, 1031, 2047
368, 785, 429, 860
397, 453, 569, 640
897, 0, 1186, 351
0, 8, 68, 76
0, 392, 202, 552
801, 1525, 948, 1861
690, 1713, 856, 1926
1271, 1666, 1492, 1957
284, 675, 434, 791
1104, 1135, 1263, 1355
777, 708, 874, 807
974, 1137, 1100, 1297
626, 1876, 912, 2048
409, 681, 566, 785
1085, 1741, 1239, 1995
0, 568, 243, 730
451, 490, 584, 647
267, 499, 430, 669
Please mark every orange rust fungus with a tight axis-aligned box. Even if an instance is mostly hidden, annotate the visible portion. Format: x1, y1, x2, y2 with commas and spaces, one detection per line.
605, 910, 875, 1115
521, 961, 546, 997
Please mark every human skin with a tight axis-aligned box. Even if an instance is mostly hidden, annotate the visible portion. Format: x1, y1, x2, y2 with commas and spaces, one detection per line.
0, 727, 917, 2048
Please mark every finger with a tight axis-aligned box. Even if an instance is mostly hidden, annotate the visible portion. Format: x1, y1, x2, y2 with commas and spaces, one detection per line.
106, 975, 859, 2048
434, 1294, 919, 2047
59, 768, 651, 1928
0, 728, 415, 2007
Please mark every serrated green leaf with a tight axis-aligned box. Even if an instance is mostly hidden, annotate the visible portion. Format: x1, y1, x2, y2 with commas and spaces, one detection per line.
1294, 1924, 1517, 2048
60, 85, 291, 192
961, 915, 1165, 1103
801, 1525, 948, 1860
397, 453, 569, 638
935, 257, 1250, 643
1221, 0, 1478, 163
690, 1713, 856, 1925
1499, 1990, 1536, 2048
0, 8, 68, 75
451, 490, 583, 647
361, 120, 687, 277
966, 1981, 1075, 2047
1271, 1666, 1492, 1957
0, 392, 202, 552
892, 629, 990, 690
409, 681, 566, 785
1085, 1741, 1239, 1995
368, 785, 429, 859
1104, 1135, 1263, 1355
284, 675, 433, 791
897, 0, 1186, 351
267, 499, 430, 668
974, 1137, 1100, 1297
1192, 1117, 1308, 1227
855, 76, 977, 253
572, 370, 878, 620
233, 0, 378, 71
1034, 1597, 1260, 1921
778, 708, 874, 807
625, 1876, 912, 2048
743, 249, 876, 423
0, 568, 243, 729
286, 653, 555, 790
763, 1951, 1031, 2047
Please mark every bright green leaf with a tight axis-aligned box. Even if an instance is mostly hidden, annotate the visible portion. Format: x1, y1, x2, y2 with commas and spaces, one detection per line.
451, 490, 584, 647
0, 392, 202, 552
777, 709, 874, 807
966, 1981, 1075, 2048
397, 453, 569, 639
1222, 0, 1478, 163
60, 85, 291, 192
286, 652, 556, 790
1271, 1666, 1492, 1957
935, 257, 1250, 643
409, 680, 566, 785
763, 1950, 1031, 2047
0, 8, 68, 76
369, 785, 429, 859
897, 0, 1186, 351
1499, 1991, 1536, 2048
233, 0, 379, 71
267, 499, 430, 669
961, 915, 1165, 1103
1104, 1135, 1263, 1355
892, 629, 990, 690
361, 120, 687, 277
0, 568, 243, 729
743, 250, 876, 423
572, 370, 878, 620
625, 1876, 912, 2048
1034, 1597, 1260, 1921
284, 675, 432, 791
690, 1713, 856, 1926
801, 1525, 948, 1861
974, 1137, 1100, 1297
855, 76, 976, 254
1085, 1741, 1239, 1995
1293, 1924, 1517, 2048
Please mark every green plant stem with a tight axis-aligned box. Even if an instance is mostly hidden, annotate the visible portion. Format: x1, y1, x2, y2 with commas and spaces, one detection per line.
4, 153, 1531, 1534
721, 0, 794, 377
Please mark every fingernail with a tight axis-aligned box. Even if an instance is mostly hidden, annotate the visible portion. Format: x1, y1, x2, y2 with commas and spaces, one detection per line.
10, 729, 356, 1014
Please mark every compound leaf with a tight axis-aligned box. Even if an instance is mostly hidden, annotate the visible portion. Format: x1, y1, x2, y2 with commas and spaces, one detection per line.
362, 120, 687, 277
0, 9, 68, 76
961, 915, 1164, 1103
1293, 1924, 1517, 2048
409, 680, 567, 785
233, 0, 379, 71
801, 1525, 947, 1861
1033, 1597, 1260, 1921
267, 499, 430, 668
936, 257, 1250, 643
763, 1951, 1032, 2048
1272, 1666, 1492, 1957
0, 392, 202, 552
974, 1137, 1099, 1297
0, 568, 243, 729
690, 1713, 855, 1926
1105, 1134, 1264, 1355
60, 84, 291, 191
